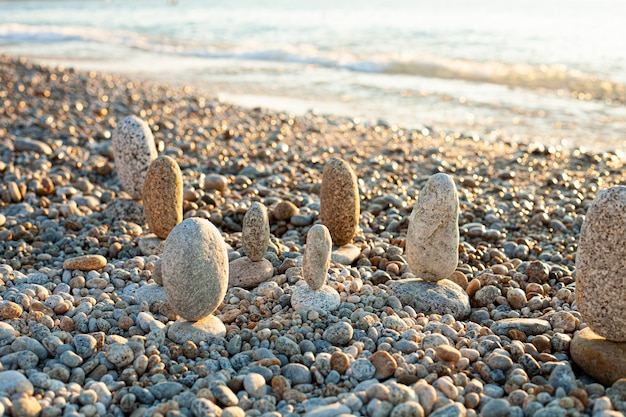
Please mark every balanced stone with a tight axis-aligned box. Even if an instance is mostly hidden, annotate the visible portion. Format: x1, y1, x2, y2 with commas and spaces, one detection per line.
242, 202, 270, 262
228, 257, 274, 289
406, 173, 459, 281
319, 157, 359, 246
331, 244, 361, 265
571, 327, 626, 386
112, 115, 158, 199
143, 156, 183, 239
388, 278, 470, 320
162, 218, 228, 321
576, 186, 626, 341
303, 224, 332, 290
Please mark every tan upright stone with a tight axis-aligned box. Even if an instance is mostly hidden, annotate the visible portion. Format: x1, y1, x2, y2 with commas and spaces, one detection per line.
319, 157, 359, 246
143, 156, 183, 239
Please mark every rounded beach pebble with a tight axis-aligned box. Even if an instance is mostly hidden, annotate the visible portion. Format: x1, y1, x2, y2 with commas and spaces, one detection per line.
291, 284, 340, 312
162, 218, 228, 321
112, 115, 158, 199
319, 157, 359, 246
303, 224, 332, 290
388, 278, 470, 320
571, 327, 626, 386
576, 186, 626, 341
406, 173, 459, 281
63, 254, 107, 271
228, 257, 274, 289
143, 155, 183, 239
242, 202, 270, 261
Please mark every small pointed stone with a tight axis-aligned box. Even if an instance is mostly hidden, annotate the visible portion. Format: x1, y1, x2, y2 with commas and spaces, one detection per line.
406, 173, 459, 281
303, 224, 332, 290
320, 157, 359, 246
242, 202, 270, 262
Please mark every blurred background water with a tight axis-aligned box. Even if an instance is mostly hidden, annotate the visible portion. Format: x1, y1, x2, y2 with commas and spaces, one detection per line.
1, 0, 625, 151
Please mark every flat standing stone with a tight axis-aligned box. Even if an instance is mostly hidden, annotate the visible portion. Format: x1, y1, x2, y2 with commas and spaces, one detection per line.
63, 255, 107, 271
576, 186, 626, 341
388, 278, 470, 320
143, 156, 183, 239
319, 157, 359, 246
571, 327, 626, 386
112, 115, 158, 199
242, 202, 270, 262
303, 224, 332, 290
228, 257, 274, 289
162, 218, 228, 321
406, 173, 459, 281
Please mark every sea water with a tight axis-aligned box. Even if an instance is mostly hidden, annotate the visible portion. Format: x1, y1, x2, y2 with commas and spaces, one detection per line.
1, 0, 625, 151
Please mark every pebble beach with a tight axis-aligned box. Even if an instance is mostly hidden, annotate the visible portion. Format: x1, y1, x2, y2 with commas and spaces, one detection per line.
2, 54, 626, 417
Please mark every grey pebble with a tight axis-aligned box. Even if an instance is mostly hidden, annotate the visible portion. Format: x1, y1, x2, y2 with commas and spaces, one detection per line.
350, 359, 376, 381
480, 398, 510, 417
281, 363, 312, 385
147, 381, 184, 400
323, 321, 354, 346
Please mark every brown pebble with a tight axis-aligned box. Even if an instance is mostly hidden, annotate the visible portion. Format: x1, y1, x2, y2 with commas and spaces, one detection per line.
0, 300, 23, 319
271, 375, 291, 399
466, 279, 481, 297
531, 335, 552, 352
449, 271, 469, 289
330, 351, 351, 374
118, 316, 134, 331
182, 340, 198, 359
63, 254, 107, 271
369, 350, 397, 379
435, 345, 462, 363
59, 316, 74, 332
273, 200, 298, 221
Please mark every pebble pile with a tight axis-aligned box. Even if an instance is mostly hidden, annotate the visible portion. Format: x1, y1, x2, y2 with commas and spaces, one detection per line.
1, 55, 626, 417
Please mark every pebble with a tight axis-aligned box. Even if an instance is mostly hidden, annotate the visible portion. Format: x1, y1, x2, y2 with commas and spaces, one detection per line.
490, 318, 551, 336
14, 137, 53, 155
323, 321, 353, 346
167, 314, 226, 343
162, 217, 228, 320
143, 155, 183, 239
406, 173, 459, 281
330, 244, 361, 265
281, 363, 312, 385
0, 370, 30, 394
242, 202, 270, 261
273, 200, 299, 221
303, 224, 332, 290
571, 327, 626, 386
0, 300, 23, 319
319, 157, 360, 246
63, 254, 107, 271
104, 343, 135, 367
204, 174, 228, 192
243, 372, 267, 397
388, 278, 470, 319
303, 403, 351, 417
369, 350, 397, 379
112, 115, 158, 198
291, 283, 341, 312
350, 359, 376, 381
228, 257, 274, 289
576, 185, 626, 341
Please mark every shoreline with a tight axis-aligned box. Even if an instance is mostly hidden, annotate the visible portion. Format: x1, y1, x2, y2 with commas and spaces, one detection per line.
1, 54, 626, 417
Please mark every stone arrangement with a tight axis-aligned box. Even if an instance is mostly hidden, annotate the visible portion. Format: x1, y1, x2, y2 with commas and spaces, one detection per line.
319, 157, 360, 247
111, 115, 158, 199
571, 186, 626, 385
406, 172, 459, 281
388, 173, 469, 319
291, 224, 341, 312
228, 202, 274, 289
6, 58, 626, 417
161, 217, 228, 338
143, 155, 183, 239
